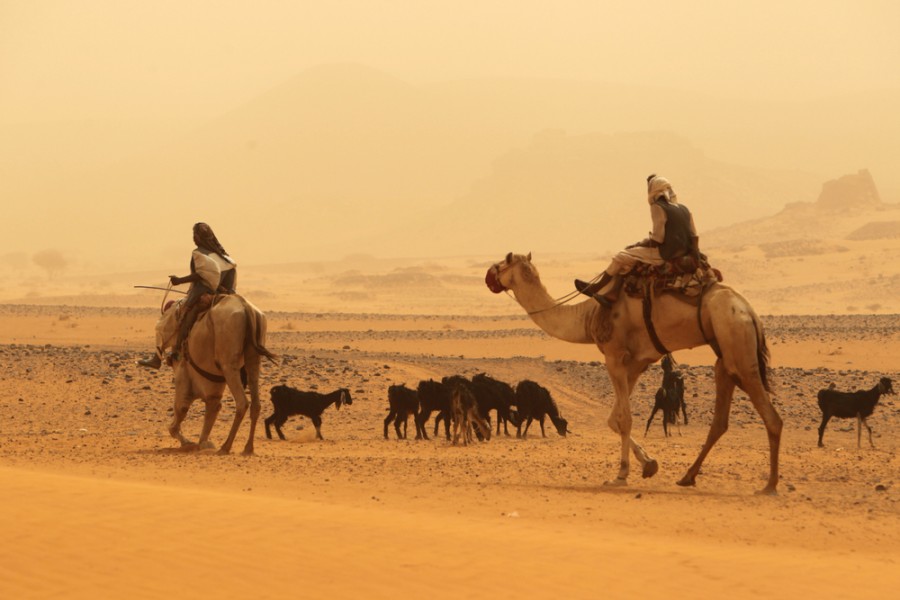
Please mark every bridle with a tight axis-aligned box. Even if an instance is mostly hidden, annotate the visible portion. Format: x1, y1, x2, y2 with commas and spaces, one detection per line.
488, 258, 595, 316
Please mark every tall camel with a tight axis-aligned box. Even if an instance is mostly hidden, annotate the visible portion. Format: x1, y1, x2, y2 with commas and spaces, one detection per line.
485, 252, 782, 494
168, 294, 275, 455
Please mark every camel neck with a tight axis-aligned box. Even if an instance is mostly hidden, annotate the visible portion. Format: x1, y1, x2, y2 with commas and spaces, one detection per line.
512, 283, 599, 345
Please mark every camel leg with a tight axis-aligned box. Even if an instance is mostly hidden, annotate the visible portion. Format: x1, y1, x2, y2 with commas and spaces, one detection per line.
169, 400, 193, 447
607, 359, 658, 483
197, 394, 222, 450
242, 357, 262, 456
743, 378, 782, 495
630, 438, 657, 478
604, 358, 648, 485
218, 370, 249, 455
168, 376, 198, 448
678, 359, 734, 488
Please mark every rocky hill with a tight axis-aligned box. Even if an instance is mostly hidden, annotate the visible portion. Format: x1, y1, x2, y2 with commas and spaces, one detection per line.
704, 169, 900, 251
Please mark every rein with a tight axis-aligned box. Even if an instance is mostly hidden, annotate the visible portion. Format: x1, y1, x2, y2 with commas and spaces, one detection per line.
519, 289, 585, 316
495, 263, 602, 316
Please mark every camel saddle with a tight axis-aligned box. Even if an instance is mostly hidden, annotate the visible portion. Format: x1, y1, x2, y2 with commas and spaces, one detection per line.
621, 256, 723, 357
623, 255, 723, 301
182, 292, 249, 387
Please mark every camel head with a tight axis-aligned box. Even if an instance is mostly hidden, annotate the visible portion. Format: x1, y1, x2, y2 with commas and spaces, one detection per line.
485, 252, 535, 294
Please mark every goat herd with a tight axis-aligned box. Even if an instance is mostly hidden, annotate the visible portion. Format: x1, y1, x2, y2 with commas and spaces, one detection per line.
262, 366, 895, 450
264, 373, 568, 446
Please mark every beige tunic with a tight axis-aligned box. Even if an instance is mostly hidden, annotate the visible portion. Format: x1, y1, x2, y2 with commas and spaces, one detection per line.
192, 249, 236, 291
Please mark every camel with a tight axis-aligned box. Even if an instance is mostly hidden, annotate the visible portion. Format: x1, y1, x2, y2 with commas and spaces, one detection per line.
485, 252, 782, 494
167, 294, 275, 455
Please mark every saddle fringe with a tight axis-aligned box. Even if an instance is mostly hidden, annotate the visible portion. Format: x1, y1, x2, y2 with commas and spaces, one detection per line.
624, 256, 722, 300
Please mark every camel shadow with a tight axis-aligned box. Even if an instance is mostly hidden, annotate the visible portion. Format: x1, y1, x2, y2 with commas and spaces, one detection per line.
133, 445, 226, 456
514, 481, 750, 499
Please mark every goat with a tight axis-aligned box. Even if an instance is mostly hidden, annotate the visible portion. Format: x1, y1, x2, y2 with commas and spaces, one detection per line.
446, 376, 491, 446
384, 384, 421, 439
817, 377, 893, 448
264, 385, 352, 441
645, 354, 688, 437
471, 373, 518, 436
415, 378, 452, 440
514, 380, 569, 438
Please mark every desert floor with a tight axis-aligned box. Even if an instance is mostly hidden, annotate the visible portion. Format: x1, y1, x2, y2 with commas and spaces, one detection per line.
1, 300, 899, 599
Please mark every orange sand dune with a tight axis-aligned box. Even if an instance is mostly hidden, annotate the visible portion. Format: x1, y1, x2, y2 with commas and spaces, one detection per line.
2, 467, 897, 599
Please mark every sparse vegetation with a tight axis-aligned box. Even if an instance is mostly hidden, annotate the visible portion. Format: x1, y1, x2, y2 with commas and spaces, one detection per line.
32, 249, 68, 278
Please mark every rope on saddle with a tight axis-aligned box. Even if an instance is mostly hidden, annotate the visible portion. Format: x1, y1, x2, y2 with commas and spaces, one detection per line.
642, 282, 670, 356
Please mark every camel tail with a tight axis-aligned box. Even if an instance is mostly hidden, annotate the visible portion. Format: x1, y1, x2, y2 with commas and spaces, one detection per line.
752, 313, 771, 393
238, 296, 278, 363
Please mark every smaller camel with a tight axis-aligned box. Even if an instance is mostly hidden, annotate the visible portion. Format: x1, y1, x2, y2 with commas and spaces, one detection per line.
167, 294, 275, 455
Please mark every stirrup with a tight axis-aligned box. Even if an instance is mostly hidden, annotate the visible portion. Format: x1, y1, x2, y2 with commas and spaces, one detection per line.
137, 354, 162, 370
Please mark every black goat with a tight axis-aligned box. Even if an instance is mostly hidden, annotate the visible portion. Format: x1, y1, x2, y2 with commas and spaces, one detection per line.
416, 378, 452, 440
264, 385, 352, 441
514, 380, 569, 438
645, 354, 688, 437
817, 377, 893, 448
471, 373, 518, 436
384, 384, 421, 439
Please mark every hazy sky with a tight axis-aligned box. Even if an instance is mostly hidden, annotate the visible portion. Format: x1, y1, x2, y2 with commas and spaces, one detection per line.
2, 1, 900, 281
3, 0, 899, 124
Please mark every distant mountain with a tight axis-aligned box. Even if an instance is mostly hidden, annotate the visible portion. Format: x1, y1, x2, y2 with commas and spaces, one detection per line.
4, 63, 897, 271
703, 169, 900, 251
366, 129, 822, 258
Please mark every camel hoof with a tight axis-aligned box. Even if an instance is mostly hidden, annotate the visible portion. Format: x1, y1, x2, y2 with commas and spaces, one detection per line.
755, 487, 778, 496
603, 478, 628, 487
199, 441, 216, 451
241, 448, 254, 457
642, 460, 659, 479
216, 447, 232, 456
676, 476, 696, 487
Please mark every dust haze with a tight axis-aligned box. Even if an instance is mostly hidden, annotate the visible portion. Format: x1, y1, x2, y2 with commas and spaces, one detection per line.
2, 1, 899, 283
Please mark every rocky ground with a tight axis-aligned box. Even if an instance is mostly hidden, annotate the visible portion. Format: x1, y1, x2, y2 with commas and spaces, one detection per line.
1, 305, 899, 597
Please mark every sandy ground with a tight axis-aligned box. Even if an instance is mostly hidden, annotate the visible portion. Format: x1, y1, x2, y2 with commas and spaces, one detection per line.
2, 303, 900, 599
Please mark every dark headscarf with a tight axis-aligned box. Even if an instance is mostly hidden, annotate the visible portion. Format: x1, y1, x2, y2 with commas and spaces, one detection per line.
193, 222, 232, 262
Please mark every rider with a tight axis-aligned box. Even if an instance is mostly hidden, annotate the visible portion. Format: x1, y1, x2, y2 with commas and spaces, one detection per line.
137, 222, 237, 369
574, 174, 699, 307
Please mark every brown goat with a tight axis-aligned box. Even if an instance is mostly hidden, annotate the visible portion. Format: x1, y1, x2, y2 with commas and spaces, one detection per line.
447, 377, 491, 446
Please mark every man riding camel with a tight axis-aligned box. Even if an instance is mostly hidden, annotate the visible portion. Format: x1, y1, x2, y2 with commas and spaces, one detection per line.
137, 222, 237, 369
575, 174, 700, 307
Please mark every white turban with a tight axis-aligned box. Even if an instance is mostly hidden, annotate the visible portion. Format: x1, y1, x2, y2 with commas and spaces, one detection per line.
647, 175, 677, 204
